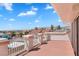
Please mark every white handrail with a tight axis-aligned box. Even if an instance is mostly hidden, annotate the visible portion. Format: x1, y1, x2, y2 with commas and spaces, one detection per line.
8, 33, 51, 56
8, 38, 28, 56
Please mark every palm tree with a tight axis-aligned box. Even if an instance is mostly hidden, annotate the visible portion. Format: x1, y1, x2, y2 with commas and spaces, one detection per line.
51, 25, 54, 31
57, 25, 61, 30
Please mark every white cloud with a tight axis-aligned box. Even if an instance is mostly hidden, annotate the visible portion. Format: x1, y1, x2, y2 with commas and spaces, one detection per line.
18, 10, 36, 16
0, 3, 13, 11
35, 20, 40, 23
9, 18, 15, 21
18, 6, 38, 17
53, 10, 56, 13
58, 19, 62, 22
45, 4, 53, 10
18, 12, 27, 16
31, 6, 38, 11
26, 10, 36, 15
18, 12, 26, 16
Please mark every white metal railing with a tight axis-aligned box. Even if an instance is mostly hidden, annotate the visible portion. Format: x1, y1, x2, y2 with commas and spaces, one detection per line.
8, 38, 28, 56
22, 34, 41, 51
7, 33, 50, 56
0, 32, 68, 56
33, 34, 41, 48
38, 33, 49, 44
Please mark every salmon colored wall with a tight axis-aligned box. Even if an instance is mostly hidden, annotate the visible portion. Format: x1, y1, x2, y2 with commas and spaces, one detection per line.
0, 41, 9, 46
52, 3, 79, 24
0, 40, 9, 56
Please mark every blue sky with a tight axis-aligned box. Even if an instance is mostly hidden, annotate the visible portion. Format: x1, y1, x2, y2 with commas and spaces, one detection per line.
0, 3, 64, 30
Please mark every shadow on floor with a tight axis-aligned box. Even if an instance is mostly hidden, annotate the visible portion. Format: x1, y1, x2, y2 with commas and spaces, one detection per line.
30, 48, 40, 51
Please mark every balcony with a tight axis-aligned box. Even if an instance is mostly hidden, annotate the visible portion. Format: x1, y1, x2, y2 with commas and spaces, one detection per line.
0, 31, 74, 56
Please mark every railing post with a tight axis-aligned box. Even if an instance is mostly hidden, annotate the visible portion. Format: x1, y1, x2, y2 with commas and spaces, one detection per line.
23, 35, 33, 51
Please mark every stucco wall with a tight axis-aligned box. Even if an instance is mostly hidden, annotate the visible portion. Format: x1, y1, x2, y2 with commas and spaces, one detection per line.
52, 3, 79, 24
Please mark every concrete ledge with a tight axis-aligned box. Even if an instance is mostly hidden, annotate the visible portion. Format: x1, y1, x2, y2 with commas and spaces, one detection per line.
45, 32, 69, 35
0, 40, 9, 46
0, 39, 9, 56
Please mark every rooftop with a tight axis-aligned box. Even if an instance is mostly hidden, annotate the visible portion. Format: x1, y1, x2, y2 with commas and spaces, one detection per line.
25, 40, 74, 56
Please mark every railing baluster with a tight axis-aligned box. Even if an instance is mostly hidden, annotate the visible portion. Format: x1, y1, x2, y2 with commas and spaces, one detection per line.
8, 38, 28, 56
8, 33, 49, 56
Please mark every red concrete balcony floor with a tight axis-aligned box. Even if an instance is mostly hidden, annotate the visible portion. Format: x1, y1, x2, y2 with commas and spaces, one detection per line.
24, 40, 74, 56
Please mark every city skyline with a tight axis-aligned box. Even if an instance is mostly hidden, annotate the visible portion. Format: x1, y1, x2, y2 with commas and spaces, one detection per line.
0, 3, 65, 30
